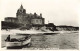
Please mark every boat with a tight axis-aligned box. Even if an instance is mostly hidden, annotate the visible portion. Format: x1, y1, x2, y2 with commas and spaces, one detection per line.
5, 34, 31, 49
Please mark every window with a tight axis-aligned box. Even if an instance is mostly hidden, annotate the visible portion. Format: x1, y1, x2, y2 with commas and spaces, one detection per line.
36, 19, 38, 23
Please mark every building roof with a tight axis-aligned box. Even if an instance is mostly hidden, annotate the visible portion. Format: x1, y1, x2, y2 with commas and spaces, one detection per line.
5, 17, 17, 20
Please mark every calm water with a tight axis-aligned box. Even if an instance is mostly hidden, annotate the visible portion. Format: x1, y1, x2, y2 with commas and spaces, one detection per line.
1, 31, 79, 50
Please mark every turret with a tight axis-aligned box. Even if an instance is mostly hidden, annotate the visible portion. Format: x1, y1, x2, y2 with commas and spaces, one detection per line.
16, 4, 26, 17
40, 13, 42, 17
34, 12, 37, 17
20, 4, 23, 9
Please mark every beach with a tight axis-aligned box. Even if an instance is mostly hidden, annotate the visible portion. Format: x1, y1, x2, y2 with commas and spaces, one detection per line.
1, 30, 79, 50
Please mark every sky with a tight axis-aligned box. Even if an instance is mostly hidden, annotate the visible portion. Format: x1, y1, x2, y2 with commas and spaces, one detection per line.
0, 0, 79, 26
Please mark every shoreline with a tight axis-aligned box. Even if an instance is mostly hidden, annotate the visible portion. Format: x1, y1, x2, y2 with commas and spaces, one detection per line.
1, 29, 78, 35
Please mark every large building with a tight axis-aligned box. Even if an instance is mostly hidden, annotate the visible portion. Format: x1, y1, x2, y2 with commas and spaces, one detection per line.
3, 4, 56, 31
5, 4, 45, 25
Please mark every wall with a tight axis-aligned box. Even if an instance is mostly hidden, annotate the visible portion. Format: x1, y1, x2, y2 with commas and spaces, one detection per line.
17, 15, 31, 25
31, 18, 44, 25
5, 17, 17, 23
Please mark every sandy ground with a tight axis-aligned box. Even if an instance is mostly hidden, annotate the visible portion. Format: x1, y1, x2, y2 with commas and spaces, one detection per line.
1, 30, 79, 50
59, 32, 79, 49
1, 29, 56, 35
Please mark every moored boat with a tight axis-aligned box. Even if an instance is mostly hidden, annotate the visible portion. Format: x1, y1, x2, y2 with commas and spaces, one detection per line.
5, 34, 31, 49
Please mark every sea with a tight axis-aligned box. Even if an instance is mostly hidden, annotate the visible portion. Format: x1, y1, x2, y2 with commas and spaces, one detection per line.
1, 30, 79, 50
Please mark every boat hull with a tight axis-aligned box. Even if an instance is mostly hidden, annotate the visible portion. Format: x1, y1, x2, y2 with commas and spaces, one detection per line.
6, 38, 31, 49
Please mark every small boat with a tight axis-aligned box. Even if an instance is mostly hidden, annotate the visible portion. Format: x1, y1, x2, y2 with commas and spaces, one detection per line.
5, 34, 31, 49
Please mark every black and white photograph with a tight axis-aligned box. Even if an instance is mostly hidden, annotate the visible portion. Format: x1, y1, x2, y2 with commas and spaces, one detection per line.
0, 0, 79, 50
